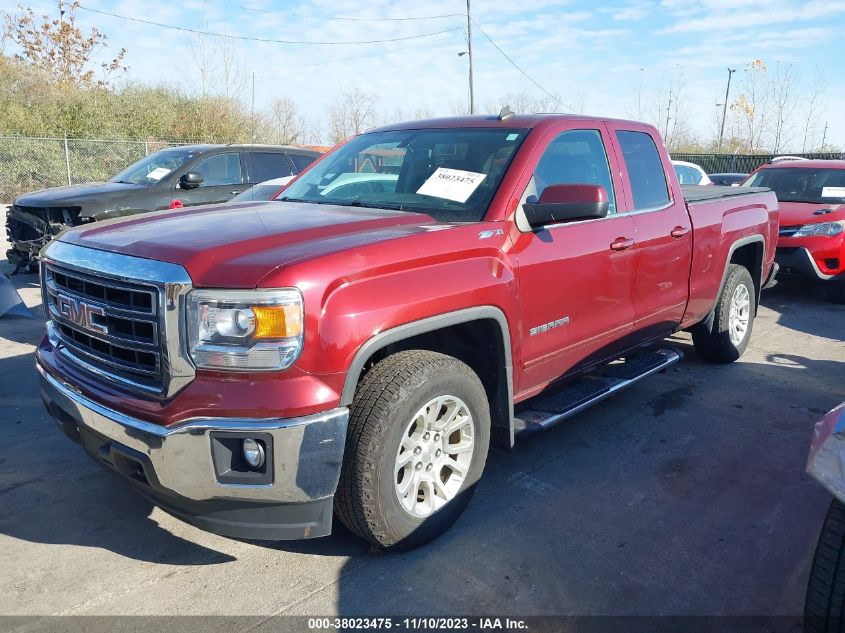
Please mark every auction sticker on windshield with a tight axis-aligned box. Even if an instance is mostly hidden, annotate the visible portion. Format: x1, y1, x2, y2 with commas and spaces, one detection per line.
417, 168, 486, 203
822, 187, 845, 198
146, 167, 171, 181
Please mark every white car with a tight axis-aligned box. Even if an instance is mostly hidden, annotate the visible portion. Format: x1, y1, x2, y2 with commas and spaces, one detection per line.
770, 156, 810, 164
672, 160, 712, 186
229, 176, 295, 202
319, 172, 399, 198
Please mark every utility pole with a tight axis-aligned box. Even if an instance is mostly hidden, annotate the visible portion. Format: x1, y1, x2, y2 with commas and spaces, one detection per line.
664, 91, 673, 141
717, 68, 736, 153
251, 70, 255, 143
821, 121, 828, 151
466, 0, 475, 115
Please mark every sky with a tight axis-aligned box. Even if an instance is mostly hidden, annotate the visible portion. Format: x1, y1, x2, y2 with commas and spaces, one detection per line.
11, 0, 845, 149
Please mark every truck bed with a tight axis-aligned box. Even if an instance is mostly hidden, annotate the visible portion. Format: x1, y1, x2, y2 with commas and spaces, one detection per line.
682, 185, 770, 204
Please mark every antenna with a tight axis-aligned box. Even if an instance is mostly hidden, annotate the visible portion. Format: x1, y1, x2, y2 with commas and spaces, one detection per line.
498, 106, 515, 121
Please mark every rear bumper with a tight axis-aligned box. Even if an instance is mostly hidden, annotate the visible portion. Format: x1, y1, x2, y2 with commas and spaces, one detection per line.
38, 362, 349, 540
775, 247, 845, 282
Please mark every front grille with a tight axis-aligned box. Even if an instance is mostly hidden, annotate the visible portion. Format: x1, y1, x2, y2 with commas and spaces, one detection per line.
44, 263, 164, 390
779, 225, 801, 237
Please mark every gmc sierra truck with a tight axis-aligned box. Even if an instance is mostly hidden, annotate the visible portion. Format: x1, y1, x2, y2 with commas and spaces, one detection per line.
36, 114, 779, 549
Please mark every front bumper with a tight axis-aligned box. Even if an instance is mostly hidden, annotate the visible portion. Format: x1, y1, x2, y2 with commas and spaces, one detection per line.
775, 246, 844, 282
38, 363, 349, 540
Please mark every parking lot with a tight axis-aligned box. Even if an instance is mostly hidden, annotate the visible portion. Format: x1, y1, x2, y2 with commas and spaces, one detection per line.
1, 235, 843, 620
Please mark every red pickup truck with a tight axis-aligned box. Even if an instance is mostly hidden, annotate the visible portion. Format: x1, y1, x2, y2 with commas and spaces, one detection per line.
36, 114, 778, 549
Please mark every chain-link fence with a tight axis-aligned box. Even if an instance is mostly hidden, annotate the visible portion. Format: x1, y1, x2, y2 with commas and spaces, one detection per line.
0, 136, 211, 202
670, 152, 845, 175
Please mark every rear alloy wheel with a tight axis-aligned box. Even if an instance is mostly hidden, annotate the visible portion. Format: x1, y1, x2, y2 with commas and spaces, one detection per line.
335, 350, 490, 550
692, 264, 756, 363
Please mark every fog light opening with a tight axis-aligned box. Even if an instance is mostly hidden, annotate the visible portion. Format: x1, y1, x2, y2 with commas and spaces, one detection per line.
242, 438, 265, 469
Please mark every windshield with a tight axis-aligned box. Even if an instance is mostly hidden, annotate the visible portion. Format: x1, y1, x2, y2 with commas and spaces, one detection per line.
279, 128, 528, 221
744, 167, 845, 204
109, 148, 198, 185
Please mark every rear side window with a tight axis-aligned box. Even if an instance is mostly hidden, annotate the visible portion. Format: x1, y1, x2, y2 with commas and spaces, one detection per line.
250, 152, 292, 182
289, 153, 317, 173
616, 131, 670, 210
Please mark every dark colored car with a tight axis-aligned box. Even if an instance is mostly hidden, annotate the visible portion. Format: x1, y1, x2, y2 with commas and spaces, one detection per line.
5, 144, 320, 271
709, 173, 748, 187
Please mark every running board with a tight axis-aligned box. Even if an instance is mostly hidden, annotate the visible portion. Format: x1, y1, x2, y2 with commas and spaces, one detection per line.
513, 347, 683, 437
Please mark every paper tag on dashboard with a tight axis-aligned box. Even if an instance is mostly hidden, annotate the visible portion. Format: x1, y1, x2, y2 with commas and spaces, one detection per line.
146, 167, 171, 181
822, 186, 845, 198
417, 168, 486, 203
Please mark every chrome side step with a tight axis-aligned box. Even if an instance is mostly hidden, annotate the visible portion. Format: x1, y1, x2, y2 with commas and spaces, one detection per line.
513, 347, 683, 437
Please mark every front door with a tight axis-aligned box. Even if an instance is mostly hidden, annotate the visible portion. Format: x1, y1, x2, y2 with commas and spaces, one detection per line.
175, 152, 249, 206
511, 125, 637, 394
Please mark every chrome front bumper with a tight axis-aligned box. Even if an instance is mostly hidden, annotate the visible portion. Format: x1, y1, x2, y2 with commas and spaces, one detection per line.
39, 363, 350, 539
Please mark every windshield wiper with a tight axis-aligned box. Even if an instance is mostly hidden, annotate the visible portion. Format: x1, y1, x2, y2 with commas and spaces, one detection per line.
344, 199, 407, 211
277, 196, 336, 205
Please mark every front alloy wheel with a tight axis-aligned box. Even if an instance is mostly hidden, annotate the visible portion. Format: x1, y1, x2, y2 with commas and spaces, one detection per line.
394, 395, 475, 518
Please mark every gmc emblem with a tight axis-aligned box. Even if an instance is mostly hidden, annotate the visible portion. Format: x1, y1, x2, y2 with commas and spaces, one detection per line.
55, 293, 108, 335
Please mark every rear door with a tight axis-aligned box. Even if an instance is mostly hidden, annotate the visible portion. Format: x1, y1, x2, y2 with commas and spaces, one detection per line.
247, 151, 294, 184
175, 151, 248, 206
610, 126, 692, 340
512, 123, 637, 392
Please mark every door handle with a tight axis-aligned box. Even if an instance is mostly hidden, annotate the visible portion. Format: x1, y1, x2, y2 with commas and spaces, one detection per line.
670, 226, 690, 238
610, 237, 635, 251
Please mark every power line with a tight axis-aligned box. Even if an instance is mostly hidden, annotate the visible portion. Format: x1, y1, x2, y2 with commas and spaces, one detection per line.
77, 6, 464, 45
232, 3, 463, 22
471, 19, 574, 112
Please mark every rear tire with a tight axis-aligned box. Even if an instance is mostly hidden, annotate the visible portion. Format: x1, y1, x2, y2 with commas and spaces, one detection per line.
692, 264, 756, 363
335, 350, 490, 550
805, 498, 845, 633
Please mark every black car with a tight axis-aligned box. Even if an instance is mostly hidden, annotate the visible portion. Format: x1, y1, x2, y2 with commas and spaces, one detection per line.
5, 144, 320, 271
708, 173, 748, 187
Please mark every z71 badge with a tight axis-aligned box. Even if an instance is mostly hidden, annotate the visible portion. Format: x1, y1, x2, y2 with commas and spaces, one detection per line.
530, 316, 570, 336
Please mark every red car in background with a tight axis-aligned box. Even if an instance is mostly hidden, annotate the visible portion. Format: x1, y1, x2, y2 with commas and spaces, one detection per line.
743, 160, 845, 303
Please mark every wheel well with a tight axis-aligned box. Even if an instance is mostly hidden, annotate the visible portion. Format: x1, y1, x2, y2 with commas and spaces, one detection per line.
729, 241, 764, 303
356, 319, 512, 449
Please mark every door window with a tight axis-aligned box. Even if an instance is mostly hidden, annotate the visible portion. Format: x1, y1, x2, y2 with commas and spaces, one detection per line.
616, 131, 670, 210
289, 153, 317, 173
193, 153, 243, 186
250, 152, 293, 182
522, 129, 617, 214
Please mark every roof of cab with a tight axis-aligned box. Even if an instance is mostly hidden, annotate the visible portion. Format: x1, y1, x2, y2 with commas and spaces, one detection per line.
368, 113, 654, 133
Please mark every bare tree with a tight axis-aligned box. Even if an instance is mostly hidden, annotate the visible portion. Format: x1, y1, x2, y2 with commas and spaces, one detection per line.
801, 68, 827, 153
264, 96, 305, 145
766, 62, 798, 153
329, 88, 379, 143
3, 0, 127, 87
731, 60, 769, 153
485, 92, 564, 114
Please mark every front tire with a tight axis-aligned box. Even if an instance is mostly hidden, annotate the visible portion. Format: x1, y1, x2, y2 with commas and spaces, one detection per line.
335, 350, 490, 550
805, 498, 845, 633
692, 264, 756, 363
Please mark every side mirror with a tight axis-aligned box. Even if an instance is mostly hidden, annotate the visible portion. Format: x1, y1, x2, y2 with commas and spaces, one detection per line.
522, 184, 609, 229
179, 172, 203, 189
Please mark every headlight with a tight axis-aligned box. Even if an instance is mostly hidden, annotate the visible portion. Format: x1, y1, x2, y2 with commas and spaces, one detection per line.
792, 221, 845, 238
186, 289, 303, 370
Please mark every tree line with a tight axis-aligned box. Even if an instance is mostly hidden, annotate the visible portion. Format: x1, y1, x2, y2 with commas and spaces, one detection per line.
0, 1, 838, 154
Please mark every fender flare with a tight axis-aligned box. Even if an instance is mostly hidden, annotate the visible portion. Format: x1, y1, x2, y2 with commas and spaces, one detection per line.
339, 306, 515, 447
696, 234, 766, 333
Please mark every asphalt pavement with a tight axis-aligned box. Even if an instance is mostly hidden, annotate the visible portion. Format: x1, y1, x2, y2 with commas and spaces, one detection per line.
1, 239, 843, 621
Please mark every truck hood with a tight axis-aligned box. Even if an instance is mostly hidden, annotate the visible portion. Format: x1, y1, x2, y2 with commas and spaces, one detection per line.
778, 200, 845, 226
15, 181, 145, 207
58, 201, 437, 287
